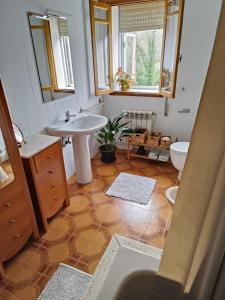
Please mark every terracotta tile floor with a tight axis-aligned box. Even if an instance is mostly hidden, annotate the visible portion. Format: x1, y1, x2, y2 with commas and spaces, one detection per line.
0, 150, 177, 300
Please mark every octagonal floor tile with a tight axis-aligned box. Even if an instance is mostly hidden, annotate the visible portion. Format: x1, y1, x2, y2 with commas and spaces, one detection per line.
95, 165, 117, 177
142, 224, 161, 237
116, 162, 131, 172
125, 169, 144, 176
72, 213, 95, 228
74, 238, 104, 257
152, 175, 175, 189
88, 259, 100, 275
48, 243, 69, 264
148, 235, 166, 249
130, 159, 150, 169
66, 195, 90, 213
90, 192, 113, 206
105, 223, 122, 238
22, 251, 42, 272
77, 228, 106, 245
49, 217, 70, 233
104, 176, 117, 185
13, 286, 38, 300
94, 203, 124, 224
41, 228, 67, 242
142, 167, 158, 177
0, 289, 17, 300
81, 178, 106, 193
8, 264, 37, 283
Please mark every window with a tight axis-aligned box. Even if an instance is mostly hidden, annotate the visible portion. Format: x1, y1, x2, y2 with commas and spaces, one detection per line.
90, 0, 184, 98
121, 29, 163, 91
90, 2, 113, 95
49, 17, 75, 91
60, 36, 74, 88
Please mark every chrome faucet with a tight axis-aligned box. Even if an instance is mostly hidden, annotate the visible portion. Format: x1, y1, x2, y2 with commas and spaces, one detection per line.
65, 110, 76, 122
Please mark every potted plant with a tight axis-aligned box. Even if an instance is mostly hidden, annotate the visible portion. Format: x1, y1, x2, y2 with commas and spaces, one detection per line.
97, 114, 130, 163
114, 67, 133, 91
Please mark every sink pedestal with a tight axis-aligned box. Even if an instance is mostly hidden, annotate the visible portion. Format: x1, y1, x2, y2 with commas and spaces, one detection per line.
72, 135, 92, 184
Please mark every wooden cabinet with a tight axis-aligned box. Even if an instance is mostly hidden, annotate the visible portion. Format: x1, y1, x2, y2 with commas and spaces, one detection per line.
21, 138, 70, 232
0, 81, 39, 278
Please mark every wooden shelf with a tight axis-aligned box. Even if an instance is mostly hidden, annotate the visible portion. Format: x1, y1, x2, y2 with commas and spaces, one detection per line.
129, 142, 170, 150
129, 151, 171, 163
127, 139, 171, 164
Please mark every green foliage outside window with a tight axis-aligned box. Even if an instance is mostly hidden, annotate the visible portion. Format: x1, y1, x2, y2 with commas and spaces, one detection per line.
123, 30, 162, 87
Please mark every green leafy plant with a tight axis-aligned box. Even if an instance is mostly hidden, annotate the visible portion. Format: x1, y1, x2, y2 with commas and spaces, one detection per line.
97, 114, 130, 151
114, 67, 134, 91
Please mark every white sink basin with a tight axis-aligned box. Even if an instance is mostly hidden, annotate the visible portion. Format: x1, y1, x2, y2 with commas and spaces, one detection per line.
46, 113, 108, 184
46, 113, 108, 137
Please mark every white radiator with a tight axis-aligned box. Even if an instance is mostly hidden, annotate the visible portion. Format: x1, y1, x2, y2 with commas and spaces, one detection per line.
122, 110, 156, 132
118, 110, 157, 147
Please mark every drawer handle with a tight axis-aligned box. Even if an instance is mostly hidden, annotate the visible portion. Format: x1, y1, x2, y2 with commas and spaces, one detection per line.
48, 170, 54, 174
54, 198, 58, 201
47, 156, 51, 160
14, 234, 20, 239
9, 219, 16, 224
51, 185, 56, 189
4, 202, 11, 207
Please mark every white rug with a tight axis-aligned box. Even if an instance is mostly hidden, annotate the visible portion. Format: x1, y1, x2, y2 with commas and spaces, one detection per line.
106, 172, 156, 205
38, 264, 91, 300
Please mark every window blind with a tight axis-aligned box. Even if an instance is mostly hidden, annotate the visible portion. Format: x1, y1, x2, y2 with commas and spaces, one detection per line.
119, 1, 165, 32
58, 19, 69, 36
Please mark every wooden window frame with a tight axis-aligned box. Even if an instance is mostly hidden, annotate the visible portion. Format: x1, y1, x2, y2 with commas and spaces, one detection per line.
159, 0, 185, 98
90, 1, 114, 96
28, 13, 58, 92
90, 0, 185, 98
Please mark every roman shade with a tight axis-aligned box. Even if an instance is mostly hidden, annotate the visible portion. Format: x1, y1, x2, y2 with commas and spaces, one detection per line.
119, 1, 165, 32
58, 18, 69, 36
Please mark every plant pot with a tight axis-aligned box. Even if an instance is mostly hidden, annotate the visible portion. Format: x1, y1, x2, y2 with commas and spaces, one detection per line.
121, 85, 129, 91
99, 145, 117, 163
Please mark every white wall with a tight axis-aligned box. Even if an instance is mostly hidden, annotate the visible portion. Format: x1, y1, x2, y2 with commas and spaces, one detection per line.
0, 0, 222, 178
0, 0, 100, 178
103, 0, 222, 141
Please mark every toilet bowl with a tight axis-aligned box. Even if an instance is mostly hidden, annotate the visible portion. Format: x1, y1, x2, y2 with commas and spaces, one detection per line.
170, 142, 190, 180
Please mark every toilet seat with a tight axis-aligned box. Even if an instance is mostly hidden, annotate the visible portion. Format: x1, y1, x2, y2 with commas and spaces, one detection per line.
170, 142, 189, 155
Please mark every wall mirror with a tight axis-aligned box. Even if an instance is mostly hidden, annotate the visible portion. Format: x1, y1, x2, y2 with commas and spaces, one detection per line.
28, 12, 75, 103
0, 128, 14, 189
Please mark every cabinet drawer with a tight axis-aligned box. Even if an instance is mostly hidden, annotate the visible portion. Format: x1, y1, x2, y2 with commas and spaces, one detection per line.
36, 159, 66, 198
33, 142, 60, 174
0, 206, 32, 261
41, 186, 65, 218
0, 193, 29, 224
0, 218, 32, 261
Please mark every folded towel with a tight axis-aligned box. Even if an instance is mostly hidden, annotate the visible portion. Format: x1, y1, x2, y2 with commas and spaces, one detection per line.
148, 150, 159, 160
158, 150, 170, 162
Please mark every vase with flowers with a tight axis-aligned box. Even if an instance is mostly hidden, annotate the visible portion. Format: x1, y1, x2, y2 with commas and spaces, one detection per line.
114, 67, 133, 91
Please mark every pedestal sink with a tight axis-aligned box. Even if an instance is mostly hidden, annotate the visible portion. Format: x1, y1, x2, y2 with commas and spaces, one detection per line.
46, 113, 108, 184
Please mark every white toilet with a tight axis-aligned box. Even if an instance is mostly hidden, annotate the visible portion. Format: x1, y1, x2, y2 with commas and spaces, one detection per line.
170, 142, 190, 180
